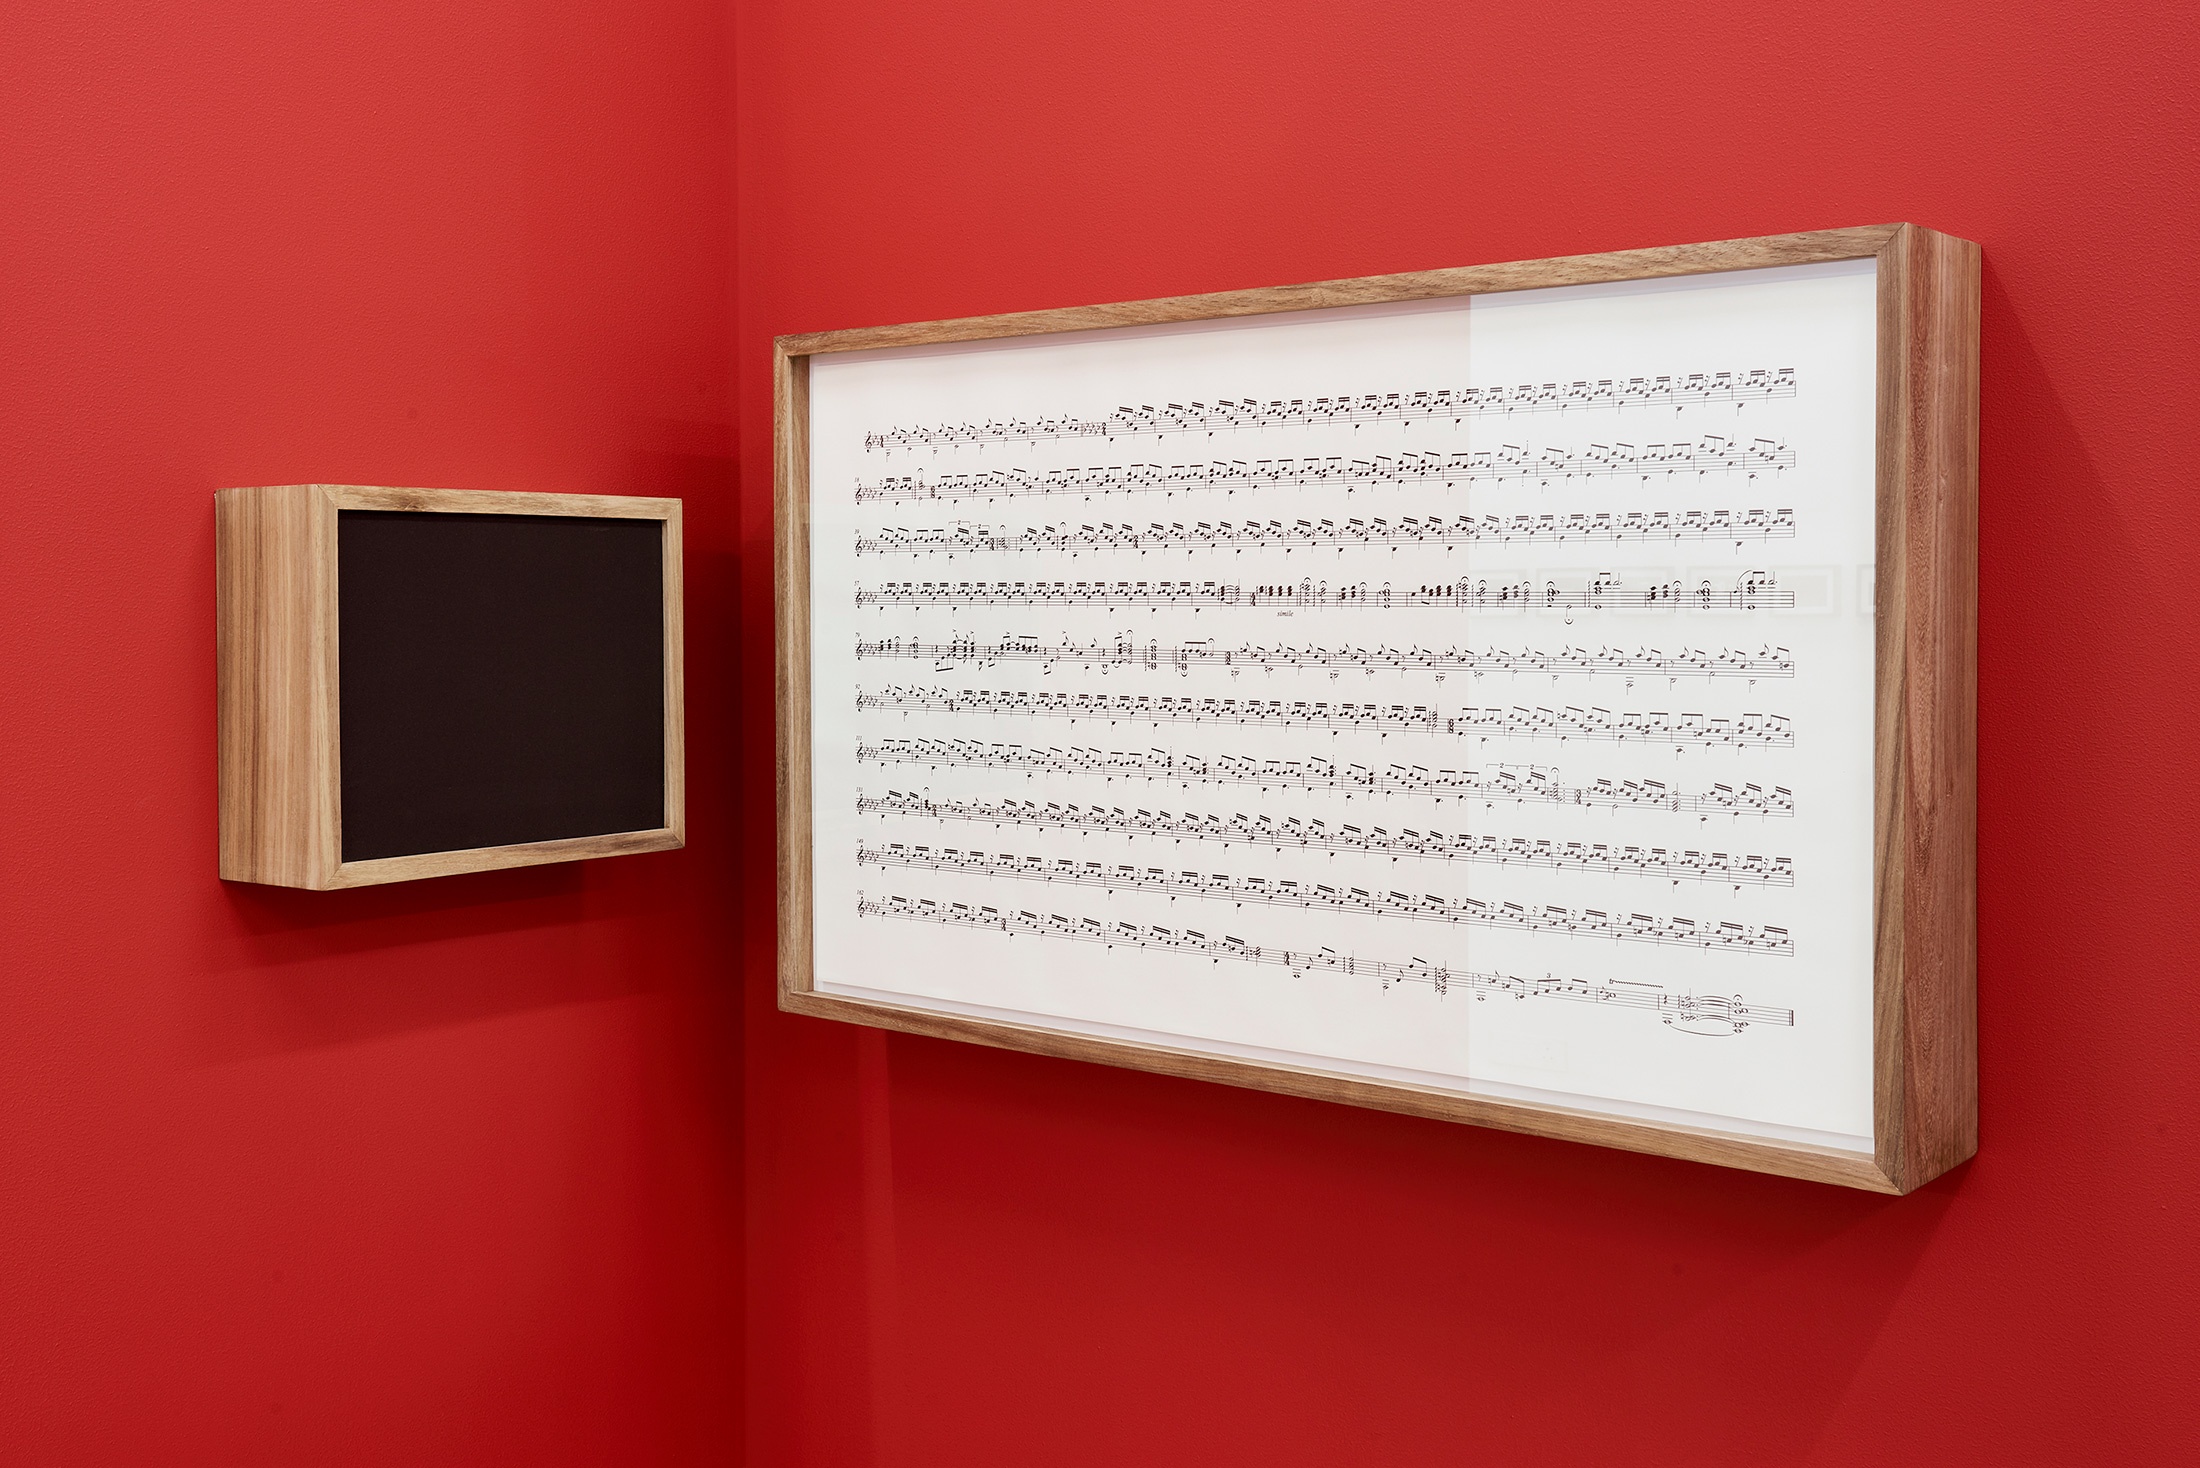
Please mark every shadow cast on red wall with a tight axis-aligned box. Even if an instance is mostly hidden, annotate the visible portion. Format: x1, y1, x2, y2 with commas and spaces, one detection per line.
199, 853, 685, 1062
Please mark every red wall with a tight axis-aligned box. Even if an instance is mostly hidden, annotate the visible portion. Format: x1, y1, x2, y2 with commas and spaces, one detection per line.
10, 0, 2200, 1463
2, 2, 741, 1464
735, 2, 2200, 1465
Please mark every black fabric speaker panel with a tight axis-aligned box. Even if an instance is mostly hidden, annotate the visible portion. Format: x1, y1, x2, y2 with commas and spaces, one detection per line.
337, 511, 665, 862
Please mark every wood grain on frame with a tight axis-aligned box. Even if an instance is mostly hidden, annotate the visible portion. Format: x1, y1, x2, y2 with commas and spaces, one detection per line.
776, 350, 817, 1022
1872, 228, 1983, 1191
217, 483, 341, 888
775, 226, 1978, 1192
777, 226, 1905, 360
216, 484, 686, 890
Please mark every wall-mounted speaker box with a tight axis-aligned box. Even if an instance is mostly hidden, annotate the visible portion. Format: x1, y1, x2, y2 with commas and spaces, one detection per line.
216, 485, 685, 888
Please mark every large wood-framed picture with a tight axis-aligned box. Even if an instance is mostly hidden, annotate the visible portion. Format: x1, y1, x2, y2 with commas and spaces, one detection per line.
776, 225, 1976, 1192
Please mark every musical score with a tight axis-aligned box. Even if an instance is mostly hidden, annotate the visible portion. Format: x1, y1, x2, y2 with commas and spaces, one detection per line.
854, 508, 1798, 557
859, 895, 1795, 1034
818, 311, 1864, 1087
857, 686, 1794, 746
856, 636, 1794, 680
856, 739, 1795, 816
856, 439, 1793, 504
863, 366, 1797, 452
857, 790, 1794, 885
858, 844, 1793, 953
854, 570, 1791, 610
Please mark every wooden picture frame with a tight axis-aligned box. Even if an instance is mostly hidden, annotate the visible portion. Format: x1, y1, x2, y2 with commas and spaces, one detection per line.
776, 224, 1976, 1193
218, 484, 685, 889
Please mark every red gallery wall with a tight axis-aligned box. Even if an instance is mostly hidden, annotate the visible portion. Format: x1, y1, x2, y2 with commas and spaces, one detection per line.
9, 0, 2200, 1464
2, 2, 741, 1464
733, 2, 2200, 1466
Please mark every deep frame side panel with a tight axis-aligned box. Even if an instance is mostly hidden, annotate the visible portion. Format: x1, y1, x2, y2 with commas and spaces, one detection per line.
216, 485, 338, 889
776, 348, 817, 1004
1899, 227, 1982, 1187
661, 504, 689, 845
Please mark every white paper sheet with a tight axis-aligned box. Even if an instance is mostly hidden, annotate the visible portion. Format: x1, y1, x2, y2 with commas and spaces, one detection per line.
808, 259, 1879, 1149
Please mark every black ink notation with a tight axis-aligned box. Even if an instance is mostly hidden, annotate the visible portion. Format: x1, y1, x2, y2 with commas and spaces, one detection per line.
855, 686, 1795, 746
857, 790, 1793, 886
857, 635, 1793, 681
856, 844, 1793, 954
853, 508, 1798, 557
858, 895, 1794, 1034
854, 570, 1791, 610
862, 368, 1798, 452
853, 440, 1792, 503
857, 738, 1796, 816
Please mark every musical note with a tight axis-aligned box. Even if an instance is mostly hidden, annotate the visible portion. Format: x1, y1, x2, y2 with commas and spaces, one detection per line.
856, 844, 1793, 954
862, 367, 1797, 452
859, 894, 1794, 1033
855, 439, 1793, 503
857, 789, 1793, 885
856, 737, 1796, 816
853, 508, 1798, 557
856, 635, 1794, 680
